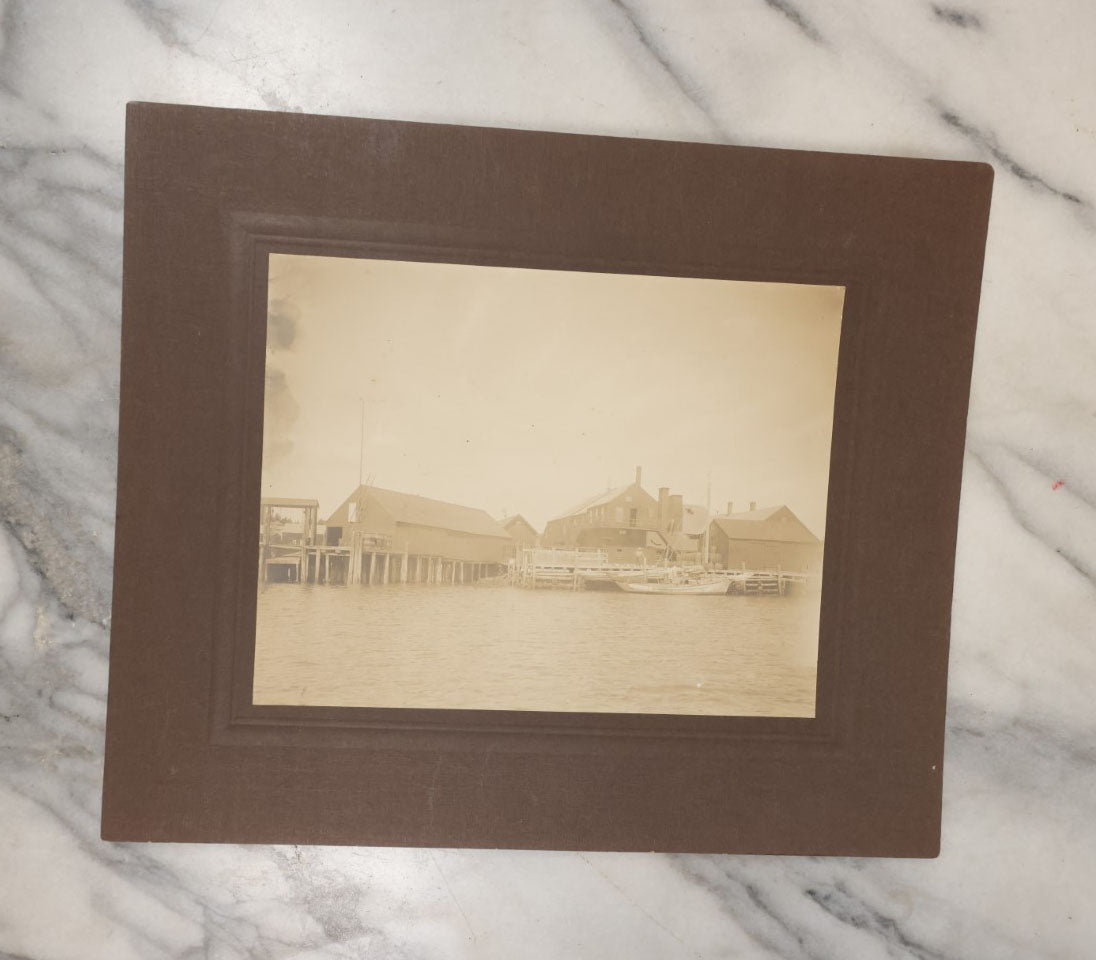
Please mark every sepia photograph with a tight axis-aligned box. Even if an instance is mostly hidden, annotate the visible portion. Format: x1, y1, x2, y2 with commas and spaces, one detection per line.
253, 253, 844, 717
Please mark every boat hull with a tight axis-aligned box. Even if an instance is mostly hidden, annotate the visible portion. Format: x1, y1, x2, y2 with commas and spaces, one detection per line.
615, 580, 729, 595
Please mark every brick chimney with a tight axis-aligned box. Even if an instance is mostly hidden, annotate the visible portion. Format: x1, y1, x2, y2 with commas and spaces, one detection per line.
726, 500, 733, 515
749, 501, 757, 512
635, 465, 643, 487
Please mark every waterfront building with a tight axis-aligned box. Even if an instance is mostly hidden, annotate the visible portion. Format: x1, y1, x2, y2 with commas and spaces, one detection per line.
707, 504, 823, 573
501, 514, 540, 556
320, 484, 513, 584
542, 466, 699, 564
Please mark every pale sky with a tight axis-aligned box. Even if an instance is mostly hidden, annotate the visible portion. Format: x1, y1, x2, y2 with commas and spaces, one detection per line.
261, 254, 845, 537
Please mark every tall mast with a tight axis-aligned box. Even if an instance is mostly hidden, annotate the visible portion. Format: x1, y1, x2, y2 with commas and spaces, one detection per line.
704, 471, 711, 566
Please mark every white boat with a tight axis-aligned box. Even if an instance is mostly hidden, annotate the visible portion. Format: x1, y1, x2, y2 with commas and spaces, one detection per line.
614, 579, 729, 595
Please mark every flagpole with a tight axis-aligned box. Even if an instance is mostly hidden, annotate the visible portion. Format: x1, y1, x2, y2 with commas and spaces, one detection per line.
358, 398, 364, 487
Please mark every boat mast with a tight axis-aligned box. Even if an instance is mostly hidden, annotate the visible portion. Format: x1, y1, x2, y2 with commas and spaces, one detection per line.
704, 471, 711, 566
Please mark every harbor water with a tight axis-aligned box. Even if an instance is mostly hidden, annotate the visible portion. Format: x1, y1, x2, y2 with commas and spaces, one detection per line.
253, 584, 820, 717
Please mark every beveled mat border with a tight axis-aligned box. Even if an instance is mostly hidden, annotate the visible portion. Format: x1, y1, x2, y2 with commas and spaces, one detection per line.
103, 103, 992, 855
218, 221, 864, 748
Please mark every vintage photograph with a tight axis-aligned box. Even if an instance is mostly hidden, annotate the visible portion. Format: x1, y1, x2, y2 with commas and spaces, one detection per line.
253, 253, 844, 717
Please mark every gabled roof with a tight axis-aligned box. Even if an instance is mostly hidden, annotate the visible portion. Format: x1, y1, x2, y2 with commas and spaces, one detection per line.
552, 482, 653, 521
502, 514, 540, 536
711, 505, 820, 544
329, 486, 511, 539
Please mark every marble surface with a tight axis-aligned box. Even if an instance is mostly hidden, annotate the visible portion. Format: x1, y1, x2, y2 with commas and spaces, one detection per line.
1, 0, 1094, 956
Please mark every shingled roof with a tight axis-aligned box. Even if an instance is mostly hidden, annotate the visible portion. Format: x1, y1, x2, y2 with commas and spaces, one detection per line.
552, 483, 636, 521
328, 486, 511, 539
711, 505, 820, 544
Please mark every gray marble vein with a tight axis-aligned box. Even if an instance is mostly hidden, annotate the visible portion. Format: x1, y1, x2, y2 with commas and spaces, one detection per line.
1, 0, 1095, 957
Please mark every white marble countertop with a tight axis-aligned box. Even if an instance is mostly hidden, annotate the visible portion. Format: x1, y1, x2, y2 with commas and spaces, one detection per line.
1, 1, 1094, 957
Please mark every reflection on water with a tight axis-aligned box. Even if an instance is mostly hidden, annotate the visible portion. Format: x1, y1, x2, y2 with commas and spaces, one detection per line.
253, 585, 820, 717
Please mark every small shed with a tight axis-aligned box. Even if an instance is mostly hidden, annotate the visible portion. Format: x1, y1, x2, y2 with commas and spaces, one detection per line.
501, 514, 540, 555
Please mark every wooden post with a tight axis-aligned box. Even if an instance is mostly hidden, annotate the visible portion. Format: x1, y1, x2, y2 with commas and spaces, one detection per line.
383, 553, 390, 584
402, 543, 409, 583
368, 551, 377, 585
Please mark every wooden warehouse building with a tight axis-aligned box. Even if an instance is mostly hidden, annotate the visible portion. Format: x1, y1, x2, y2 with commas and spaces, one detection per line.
708, 505, 823, 574
323, 485, 514, 585
501, 514, 540, 556
542, 467, 660, 547
541, 466, 696, 564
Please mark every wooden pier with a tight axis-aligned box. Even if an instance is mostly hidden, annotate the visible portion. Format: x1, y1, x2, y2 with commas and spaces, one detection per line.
261, 541, 504, 586
511, 547, 815, 594
258, 500, 815, 595
259, 497, 504, 587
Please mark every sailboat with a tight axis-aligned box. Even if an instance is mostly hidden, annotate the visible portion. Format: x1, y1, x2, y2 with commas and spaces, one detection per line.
614, 578, 729, 595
